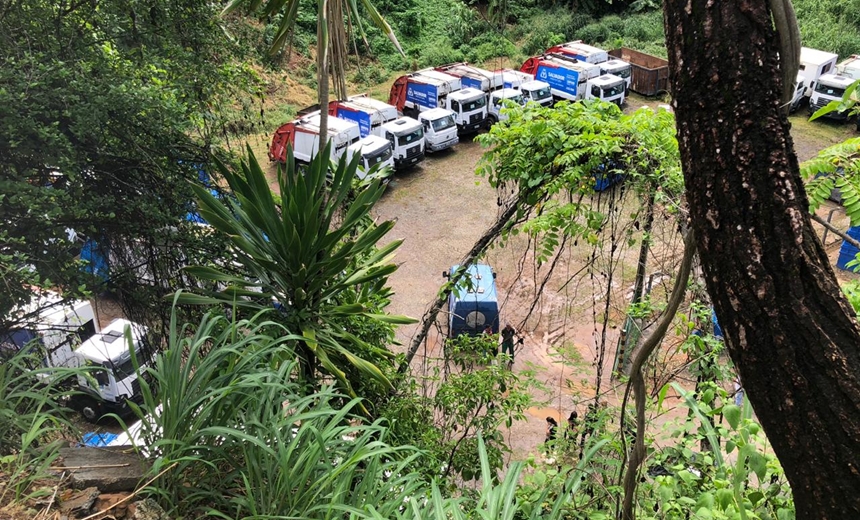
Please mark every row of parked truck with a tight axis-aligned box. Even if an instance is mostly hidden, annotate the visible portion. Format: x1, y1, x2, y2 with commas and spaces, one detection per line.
267, 40, 638, 174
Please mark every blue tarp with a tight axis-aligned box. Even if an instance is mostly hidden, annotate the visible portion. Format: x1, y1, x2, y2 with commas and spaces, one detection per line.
82, 432, 119, 447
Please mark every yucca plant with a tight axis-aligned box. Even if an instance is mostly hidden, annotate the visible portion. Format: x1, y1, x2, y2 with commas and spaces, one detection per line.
130, 304, 427, 518
176, 146, 413, 396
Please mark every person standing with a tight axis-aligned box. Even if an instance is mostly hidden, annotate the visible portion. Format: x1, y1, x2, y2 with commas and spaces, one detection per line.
500, 322, 516, 364
545, 417, 558, 443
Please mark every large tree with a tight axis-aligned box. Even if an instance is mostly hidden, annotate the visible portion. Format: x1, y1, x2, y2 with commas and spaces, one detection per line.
664, 0, 860, 516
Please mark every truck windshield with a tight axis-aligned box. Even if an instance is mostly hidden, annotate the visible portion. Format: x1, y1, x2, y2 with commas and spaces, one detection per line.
364, 143, 393, 166
461, 97, 486, 112
530, 87, 551, 100
431, 115, 456, 131
815, 83, 846, 97
396, 128, 424, 146
602, 84, 625, 98
613, 67, 632, 79
108, 356, 137, 381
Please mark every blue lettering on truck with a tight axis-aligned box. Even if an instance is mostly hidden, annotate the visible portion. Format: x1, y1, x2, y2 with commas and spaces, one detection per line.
406, 82, 438, 108
461, 76, 483, 91
335, 107, 372, 137
536, 65, 579, 95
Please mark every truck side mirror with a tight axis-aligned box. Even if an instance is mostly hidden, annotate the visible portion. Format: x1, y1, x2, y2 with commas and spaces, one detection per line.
493, 272, 497, 279
443, 271, 449, 278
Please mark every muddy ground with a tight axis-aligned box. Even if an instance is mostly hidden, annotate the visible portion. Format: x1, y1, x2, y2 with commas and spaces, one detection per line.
366, 96, 859, 460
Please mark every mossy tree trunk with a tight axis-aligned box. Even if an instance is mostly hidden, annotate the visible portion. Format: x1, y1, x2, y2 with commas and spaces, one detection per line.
664, 0, 860, 516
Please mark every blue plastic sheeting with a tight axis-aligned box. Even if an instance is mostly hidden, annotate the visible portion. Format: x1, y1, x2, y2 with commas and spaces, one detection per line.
82, 432, 119, 447
80, 239, 109, 281
447, 264, 500, 338
712, 309, 723, 339
837, 226, 860, 271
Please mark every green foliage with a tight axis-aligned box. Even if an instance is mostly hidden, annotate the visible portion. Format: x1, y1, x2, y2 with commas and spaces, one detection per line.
0, 348, 81, 502
129, 307, 426, 518
842, 280, 860, 317
0, 0, 251, 331
476, 102, 681, 260
800, 137, 860, 224
794, 0, 860, 58
178, 146, 413, 397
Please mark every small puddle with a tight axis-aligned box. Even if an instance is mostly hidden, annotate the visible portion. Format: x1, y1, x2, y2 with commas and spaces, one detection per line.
525, 406, 561, 420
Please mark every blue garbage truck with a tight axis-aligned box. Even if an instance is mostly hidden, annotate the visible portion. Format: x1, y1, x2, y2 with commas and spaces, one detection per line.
444, 263, 500, 337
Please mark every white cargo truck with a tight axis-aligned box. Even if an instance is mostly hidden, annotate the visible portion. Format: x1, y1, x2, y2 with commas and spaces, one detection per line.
1, 294, 151, 422
389, 70, 488, 135
798, 47, 839, 97
416, 108, 459, 152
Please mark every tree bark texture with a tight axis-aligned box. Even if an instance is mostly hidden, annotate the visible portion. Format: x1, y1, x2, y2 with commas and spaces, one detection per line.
663, 0, 860, 516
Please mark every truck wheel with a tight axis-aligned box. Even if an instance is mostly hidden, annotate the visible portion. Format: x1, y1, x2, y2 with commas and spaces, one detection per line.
78, 398, 101, 423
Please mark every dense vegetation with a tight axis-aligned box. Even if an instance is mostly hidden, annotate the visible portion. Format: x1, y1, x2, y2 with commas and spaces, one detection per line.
4, 0, 860, 518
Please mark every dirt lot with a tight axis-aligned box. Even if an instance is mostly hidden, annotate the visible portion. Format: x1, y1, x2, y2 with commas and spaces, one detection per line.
363, 96, 859, 459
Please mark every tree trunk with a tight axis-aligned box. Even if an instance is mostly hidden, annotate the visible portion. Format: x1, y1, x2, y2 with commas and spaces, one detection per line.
663, 0, 860, 516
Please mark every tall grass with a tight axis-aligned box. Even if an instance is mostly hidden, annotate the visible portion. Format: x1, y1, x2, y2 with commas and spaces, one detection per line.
0, 348, 80, 502
130, 306, 427, 518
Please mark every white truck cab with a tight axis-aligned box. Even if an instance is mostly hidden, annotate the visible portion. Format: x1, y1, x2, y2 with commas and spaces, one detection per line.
498, 69, 553, 106
74, 318, 150, 421
447, 87, 489, 134
488, 88, 524, 124
809, 74, 857, 120
600, 59, 632, 90
589, 75, 627, 105
380, 117, 425, 169
789, 72, 807, 112
417, 108, 459, 152
346, 135, 395, 175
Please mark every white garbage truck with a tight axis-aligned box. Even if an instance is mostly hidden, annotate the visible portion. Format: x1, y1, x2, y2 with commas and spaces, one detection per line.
329, 95, 425, 169
269, 113, 394, 175
546, 41, 633, 91
520, 54, 626, 105
1, 294, 152, 422
389, 69, 488, 135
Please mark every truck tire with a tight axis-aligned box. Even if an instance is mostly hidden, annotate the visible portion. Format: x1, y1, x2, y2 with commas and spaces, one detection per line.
487, 115, 498, 128
77, 397, 102, 423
